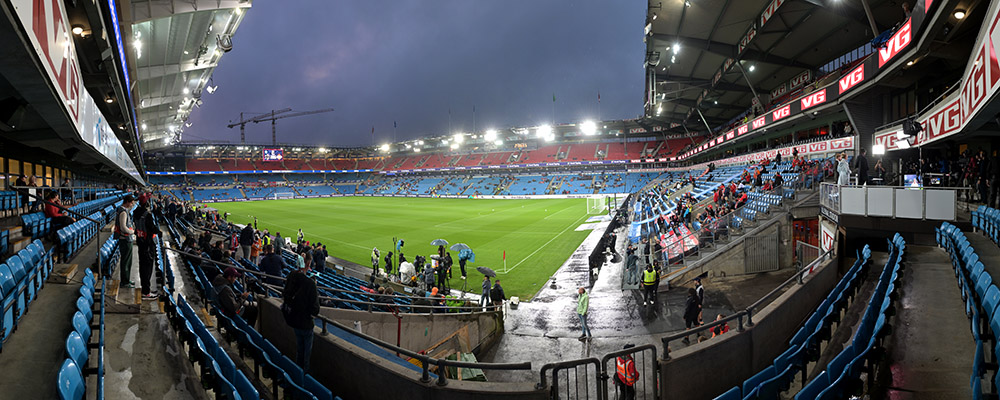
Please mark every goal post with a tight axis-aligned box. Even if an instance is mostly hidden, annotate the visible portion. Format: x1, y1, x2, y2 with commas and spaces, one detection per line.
586, 196, 608, 214
271, 192, 296, 200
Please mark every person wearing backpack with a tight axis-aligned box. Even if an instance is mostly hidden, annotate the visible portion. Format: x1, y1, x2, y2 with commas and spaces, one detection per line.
282, 260, 320, 372
133, 193, 161, 299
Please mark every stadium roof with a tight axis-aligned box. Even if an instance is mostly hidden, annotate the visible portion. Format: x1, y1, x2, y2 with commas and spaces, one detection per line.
125, 0, 251, 149
644, 0, 904, 132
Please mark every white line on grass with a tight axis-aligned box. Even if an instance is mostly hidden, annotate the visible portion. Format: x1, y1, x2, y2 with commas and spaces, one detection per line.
499, 213, 589, 274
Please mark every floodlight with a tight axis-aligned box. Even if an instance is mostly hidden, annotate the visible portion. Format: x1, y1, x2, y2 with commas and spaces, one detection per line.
495, 140, 503, 146
580, 121, 597, 136
748, 64, 756, 72
450, 143, 459, 149
536, 125, 552, 138
453, 133, 464, 143
872, 144, 885, 155
484, 129, 498, 141
954, 9, 966, 19
414, 148, 421, 152
380, 144, 390, 152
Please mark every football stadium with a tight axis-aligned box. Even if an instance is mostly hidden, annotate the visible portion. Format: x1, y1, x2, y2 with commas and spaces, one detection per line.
0, 0, 996, 399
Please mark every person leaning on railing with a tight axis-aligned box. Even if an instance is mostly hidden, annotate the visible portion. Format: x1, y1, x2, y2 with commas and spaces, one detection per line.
43, 191, 75, 231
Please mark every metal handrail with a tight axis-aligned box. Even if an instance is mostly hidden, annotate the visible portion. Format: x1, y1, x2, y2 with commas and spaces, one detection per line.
659, 247, 834, 359
313, 313, 531, 386
163, 247, 482, 309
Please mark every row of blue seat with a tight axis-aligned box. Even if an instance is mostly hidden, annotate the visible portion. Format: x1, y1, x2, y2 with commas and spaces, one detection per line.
972, 206, 999, 246
58, 268, 105, 400
164, 216, 335, 399
0, 239, 53, 351
714, 244, 873, 400
21, 193, 123, 239
0, 191, 22, 212
57, 211, 103, 262
797, 234, 905, 399
936, 221, 1000, 398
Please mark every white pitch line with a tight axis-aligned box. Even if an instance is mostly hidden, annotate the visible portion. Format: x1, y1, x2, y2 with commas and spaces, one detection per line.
499, 214, 589, 274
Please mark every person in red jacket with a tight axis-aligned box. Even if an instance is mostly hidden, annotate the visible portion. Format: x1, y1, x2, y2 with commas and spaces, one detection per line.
615, 344, 640, 399
43, 191, 75, 230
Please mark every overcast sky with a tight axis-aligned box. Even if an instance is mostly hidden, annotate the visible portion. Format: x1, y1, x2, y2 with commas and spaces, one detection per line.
185, 1, 645, 148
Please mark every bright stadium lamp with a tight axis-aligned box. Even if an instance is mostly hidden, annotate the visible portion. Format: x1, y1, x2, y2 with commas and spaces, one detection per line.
495, 140, 503, 146
414, 148, 421, 152
872, 144, 885, 155
454, 133, 464, 143
484, 129, 498, 141
536, 125, 552, 139
380, 144, 390, 152
450, 143, 459, 150
581, 120, 597, 136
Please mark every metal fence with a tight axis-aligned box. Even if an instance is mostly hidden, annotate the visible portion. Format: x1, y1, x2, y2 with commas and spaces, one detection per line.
744, 234, 780, 274
538, 344, 660, 400
795, 241, 821, 271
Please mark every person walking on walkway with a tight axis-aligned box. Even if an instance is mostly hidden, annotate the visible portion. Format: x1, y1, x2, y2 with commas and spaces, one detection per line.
682, 288, 702, 344
615, 344, 639, 400
134, 194, 161, 299
282, 258, 320, 372
114, 195, 136, 284
577, 287, 592, 340
642, 265, 659, 306
480, 276, 491, 309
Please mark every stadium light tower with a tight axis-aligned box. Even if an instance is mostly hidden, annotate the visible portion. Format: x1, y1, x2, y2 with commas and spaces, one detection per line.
581, 121, 597, 136
536, 125, 552, 139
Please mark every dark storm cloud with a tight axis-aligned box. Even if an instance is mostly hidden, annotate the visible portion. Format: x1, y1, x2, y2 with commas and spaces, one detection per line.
186, 1, 644, 147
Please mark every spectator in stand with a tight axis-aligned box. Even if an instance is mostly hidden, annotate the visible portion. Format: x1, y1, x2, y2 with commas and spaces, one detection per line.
134, 193, 161, 299
711, 314, 731, 338
282, 255, 320, 372
855, 149, 870, 186
114, 195, 136, 283
199, 230, 213, 252
60, 177, 73, 204
43, 191, 75, 230
836, 153, 851, 185
990, 150, 1000, 208
239, 222, 254, 260
312, 243, 326, 273
774, 172, 784, 188
27, 175, 41, 211
250, 236, 262, 265
214, 267, 258, 325
259, 245, 283, 286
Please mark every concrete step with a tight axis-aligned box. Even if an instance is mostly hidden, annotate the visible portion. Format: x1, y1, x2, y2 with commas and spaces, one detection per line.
11, 237, 30, 253
48, 263, 79, 284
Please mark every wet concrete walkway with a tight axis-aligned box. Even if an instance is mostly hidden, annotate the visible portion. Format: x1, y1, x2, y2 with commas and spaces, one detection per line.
881, 245, 972, 399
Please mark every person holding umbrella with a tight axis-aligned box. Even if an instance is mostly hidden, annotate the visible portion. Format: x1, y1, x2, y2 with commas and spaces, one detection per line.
451, 243, 473, 279
480, 276, 491, 309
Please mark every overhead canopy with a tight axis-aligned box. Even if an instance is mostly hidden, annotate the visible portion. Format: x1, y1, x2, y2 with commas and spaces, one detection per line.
125, 0, 252, 149
645, 0, 905, 132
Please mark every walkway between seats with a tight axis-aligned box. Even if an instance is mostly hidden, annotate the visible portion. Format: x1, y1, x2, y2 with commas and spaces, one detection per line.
881, 245, 971, 398
966, 231, 1000, 279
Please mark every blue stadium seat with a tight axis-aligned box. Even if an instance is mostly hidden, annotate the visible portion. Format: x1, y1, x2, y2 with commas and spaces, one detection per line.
742, 365, 775, 397
57, 358, 85, 400
794, 370, 828, 400
72, 311, 91, 344
714, 386, 741, 400
304, 374, 333, 400
65, 331, 89, 368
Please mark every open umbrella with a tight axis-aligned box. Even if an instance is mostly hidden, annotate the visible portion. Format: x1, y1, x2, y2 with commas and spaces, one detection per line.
450, 243, 472, 252
477, 266, 497, 278
430, 239, 449, 246
458, 249, 476, 263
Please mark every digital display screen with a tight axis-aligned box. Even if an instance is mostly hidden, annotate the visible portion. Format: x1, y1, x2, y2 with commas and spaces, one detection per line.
904, 174, 922, 188
262, 148, 284, 161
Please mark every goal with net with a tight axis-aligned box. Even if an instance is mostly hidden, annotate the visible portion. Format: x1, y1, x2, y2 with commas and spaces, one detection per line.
586, 196, 608, 214
271, 192, 297, 200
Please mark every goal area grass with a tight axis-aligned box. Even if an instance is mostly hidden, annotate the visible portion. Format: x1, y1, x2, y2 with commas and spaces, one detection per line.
210, 197, 591, 300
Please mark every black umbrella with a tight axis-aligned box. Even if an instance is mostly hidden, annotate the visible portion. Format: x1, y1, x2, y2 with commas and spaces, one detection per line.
477, 266, 497, 278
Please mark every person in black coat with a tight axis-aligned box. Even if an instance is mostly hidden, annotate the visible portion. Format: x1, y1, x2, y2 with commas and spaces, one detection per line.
282, 262, 320, 372
258, 245, 284, 286
855, 149, 870, 185
239, 224, 255, 260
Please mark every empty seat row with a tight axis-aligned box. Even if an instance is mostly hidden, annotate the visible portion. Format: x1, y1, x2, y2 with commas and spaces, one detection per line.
796, 234, 905, 399
58, 268, 105, 400
936, 221, 1000, 398
57, 211, 103, 262
165, 291, 259, 400
0, 240, 54, 350
0, 191, 22, 212
972, 206, 1000, 246
715, 243, 875, 400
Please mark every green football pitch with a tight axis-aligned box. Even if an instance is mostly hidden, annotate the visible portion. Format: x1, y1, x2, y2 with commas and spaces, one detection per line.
210, 197, 592, 299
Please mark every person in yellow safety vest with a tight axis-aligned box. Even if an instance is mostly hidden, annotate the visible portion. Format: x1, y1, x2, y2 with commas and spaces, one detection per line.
615, 344, 639, 400
642, 264, 659, 306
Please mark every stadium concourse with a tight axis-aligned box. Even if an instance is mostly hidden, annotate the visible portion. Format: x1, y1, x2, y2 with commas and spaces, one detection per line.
1, 0, 1000, 399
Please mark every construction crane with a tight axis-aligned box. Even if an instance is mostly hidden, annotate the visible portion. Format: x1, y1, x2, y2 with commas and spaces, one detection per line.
242, 107, 336, 145
227, 108, 292, 143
